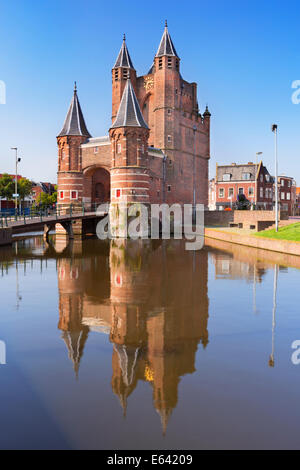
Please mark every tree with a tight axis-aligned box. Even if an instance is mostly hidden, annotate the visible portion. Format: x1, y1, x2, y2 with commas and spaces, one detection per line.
234, 194, 251, 210
0, 174, 14, 200
17, 178, 32, 201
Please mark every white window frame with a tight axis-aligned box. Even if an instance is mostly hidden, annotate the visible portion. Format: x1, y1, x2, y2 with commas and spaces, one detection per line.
70, 190, 78, 201
287, 192, 291, 200
59, 190, 65, 200
219, 188, 224, 198
281, 192, 285, 200
248, 187, 254, 196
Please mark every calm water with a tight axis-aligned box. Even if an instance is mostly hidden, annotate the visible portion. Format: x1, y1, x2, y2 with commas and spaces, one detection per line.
0, 236, 300, 450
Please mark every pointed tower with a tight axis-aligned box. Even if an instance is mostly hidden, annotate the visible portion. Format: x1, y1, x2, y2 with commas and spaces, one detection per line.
112, 35, 137, 123
57, 83, 91, 211
109, 79, 150, 220
152, 21, 181, 154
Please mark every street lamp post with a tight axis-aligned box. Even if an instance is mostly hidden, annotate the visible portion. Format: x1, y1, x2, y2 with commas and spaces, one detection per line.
11, 147, 21, 215
255, 152, 263, 208
271, 125, 278, 232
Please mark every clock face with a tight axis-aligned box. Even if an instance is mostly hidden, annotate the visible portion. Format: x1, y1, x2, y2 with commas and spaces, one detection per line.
144, 77, 154, 92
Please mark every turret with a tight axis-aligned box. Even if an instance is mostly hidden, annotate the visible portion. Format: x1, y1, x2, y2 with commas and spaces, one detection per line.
152, 21, 181, 151
57, 83, 90, 210
112, 35, 137, 122
109, 79, 150, 208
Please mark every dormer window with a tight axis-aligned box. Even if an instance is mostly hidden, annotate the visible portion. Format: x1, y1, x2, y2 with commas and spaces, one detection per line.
242, 173, 251, 180
222, 173, 231, 182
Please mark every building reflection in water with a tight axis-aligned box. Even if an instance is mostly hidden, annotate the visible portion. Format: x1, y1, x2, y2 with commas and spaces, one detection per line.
57, 238, 209, 433
0, 235, 285, 432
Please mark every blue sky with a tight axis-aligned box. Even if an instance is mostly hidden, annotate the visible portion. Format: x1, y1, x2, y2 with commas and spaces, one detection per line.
0, 0, 300, 183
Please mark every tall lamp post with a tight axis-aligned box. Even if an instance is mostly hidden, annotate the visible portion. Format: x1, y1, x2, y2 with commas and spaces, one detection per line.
271, 125, 278, 232
255, 151, 263, 208
11, 147, 21, 215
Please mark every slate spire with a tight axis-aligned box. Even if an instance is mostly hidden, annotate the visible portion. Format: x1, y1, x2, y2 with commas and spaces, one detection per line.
111, 79, 149, 129
114, 34, 135, 69
155, 20, 179, 58
58, 83, 91, 138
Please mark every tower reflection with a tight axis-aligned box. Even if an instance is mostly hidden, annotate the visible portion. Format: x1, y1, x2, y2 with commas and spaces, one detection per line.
57, 238, 209, 432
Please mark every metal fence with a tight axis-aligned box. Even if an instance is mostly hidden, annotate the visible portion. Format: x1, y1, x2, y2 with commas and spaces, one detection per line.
0, 203, 101, 228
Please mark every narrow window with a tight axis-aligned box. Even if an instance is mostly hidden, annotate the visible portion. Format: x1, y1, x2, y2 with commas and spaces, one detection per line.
159, 58, 163, 69
71, 190, 78, 200
116, 189, 121, 198
175, 59, 179, 70
117, 143, 121, 154
167, 57, 172, 69
167, 135, 172, 143
60, 191, 64, 200
167, 185, 171, 192
94, 146, 98, 154
219, 188, 224, 198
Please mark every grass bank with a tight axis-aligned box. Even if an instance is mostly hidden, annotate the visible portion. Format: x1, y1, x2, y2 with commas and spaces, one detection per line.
255, 223, 300, 241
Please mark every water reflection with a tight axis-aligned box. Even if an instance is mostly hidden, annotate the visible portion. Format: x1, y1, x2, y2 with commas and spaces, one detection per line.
1, 235, 299, 445
57, 239, 209, 433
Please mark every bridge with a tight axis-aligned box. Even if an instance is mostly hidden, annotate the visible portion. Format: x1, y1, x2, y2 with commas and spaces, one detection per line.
0, 206, 108, 246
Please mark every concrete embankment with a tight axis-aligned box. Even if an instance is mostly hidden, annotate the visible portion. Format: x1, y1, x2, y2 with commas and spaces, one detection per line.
204, 227, 300, 257
0, 228, 12, 246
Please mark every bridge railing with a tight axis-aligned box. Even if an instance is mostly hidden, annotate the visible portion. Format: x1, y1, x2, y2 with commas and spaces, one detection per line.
0, 202, 103, 228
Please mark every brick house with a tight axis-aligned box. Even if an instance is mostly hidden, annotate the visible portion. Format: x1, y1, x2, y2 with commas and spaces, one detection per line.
214, 161, 274, 210
31, 182, 56, 203
57, 22, 210, 211
276, 176, 296, 216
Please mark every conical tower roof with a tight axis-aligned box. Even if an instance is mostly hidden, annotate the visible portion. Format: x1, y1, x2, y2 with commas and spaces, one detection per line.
58, 83, 91, 138
155, 21, 179, 58
111, 79, 149, 129
114, 34, 134, 69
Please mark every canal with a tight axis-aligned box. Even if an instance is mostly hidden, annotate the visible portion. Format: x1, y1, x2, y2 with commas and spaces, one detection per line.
0, 236, 300, 450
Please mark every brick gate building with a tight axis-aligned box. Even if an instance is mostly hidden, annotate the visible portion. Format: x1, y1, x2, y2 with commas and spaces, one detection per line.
57, 22, 210, 211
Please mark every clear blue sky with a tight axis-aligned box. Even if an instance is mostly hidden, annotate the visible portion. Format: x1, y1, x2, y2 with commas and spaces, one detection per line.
0, 0, 300, 183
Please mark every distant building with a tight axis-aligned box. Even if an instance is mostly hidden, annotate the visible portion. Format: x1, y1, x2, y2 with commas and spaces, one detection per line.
0, 173, 22, 181
277, 176, 297, 216
213, 161, 274, 210
31, 182, 56, 203
296, 188, 300, 215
